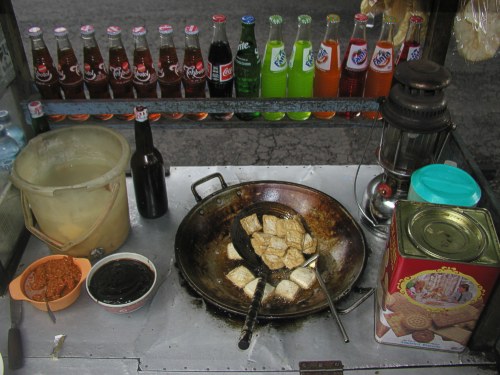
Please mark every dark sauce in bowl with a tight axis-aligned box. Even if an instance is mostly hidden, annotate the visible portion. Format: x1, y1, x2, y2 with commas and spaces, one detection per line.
88, 259, 154, 305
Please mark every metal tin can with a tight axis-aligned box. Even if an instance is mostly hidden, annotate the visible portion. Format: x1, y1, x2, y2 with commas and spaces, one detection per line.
375, 200, 500, 352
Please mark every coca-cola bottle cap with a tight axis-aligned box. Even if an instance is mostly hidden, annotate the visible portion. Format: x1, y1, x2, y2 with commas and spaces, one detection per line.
298, 15, 312, 24
410, 15, 424, 24
269, 15, 283, 25
107, 26, 122, 35
184, 25, 199, 35
80, 25, 95, 35
28, 101, 44, 118
134, 106, 149, 122
28, 27, 42, 37
354, 13, 369, 22
54, 27, 68, 37
132, 26, 147, 36
241, 15, 255, 25
158, 24, 173, 34
212, 14, 226, 23
326, 14, 340, 23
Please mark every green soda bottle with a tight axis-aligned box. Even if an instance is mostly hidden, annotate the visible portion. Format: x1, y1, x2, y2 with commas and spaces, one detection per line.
261, 15, 287, 121
287, 15, 314, 121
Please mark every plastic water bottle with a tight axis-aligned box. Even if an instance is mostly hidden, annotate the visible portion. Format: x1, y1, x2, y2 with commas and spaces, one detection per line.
0, 124, 20, 172
0, 110, 26, 149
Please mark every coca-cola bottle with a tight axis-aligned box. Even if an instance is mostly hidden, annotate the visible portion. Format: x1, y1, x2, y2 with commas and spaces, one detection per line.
80, 25, 113, 121
207, 14, 234, 121
27, 27, 66, 122
132, 26, 160, 122
54, 27, 89, 121
158, 24, 183, 120
182, 25, 208, 121
107, 26, 135, 121
395, 15, 424, 65
28, 101, 51, 134
362, 15, 396, 120
338, 13, 369, 119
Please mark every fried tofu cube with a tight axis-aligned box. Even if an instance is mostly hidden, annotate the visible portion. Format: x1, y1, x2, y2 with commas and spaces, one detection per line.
252, 231, 274, 246
285, 230, 305, 250
275, 280, 300, 301
262, 253, 285, 270
290, 267, 316, 289
269, 236, 288, 251
283, 248, 305, 269
250, 237, 267, 256
276, 219, 287, 238
262, 215, 279, 235
226, 266, 255, 288
284, 216, 306, 234
243, 278, 275, 302
302, 233, 318, 254
240, 213, 262, 236
227, 242, 243, 260
265, 246, 287, 257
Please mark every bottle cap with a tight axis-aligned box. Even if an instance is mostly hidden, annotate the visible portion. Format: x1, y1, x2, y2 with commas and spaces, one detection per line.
354, 13, 369, 22
269, 15, 283, 25
241, 15, 255, 25
54, 27, 68, 37
28, 27, 42, 37
0, 110, 10, 124
298, 15, 312, 25
28, 101, 44, 118
107, 26, 122, 36
184, 25, 199, 35
383, 15, 397, 24
212, 14, 226, 23
326, 14, 340, 24
132, 26, 147, 36
134, 106, 149, 122
410, 15, 424, 24
80, 25, 95, 35
159, 24, 173, 34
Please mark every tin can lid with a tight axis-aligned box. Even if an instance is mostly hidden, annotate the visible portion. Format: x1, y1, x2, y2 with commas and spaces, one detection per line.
409, 164, 481, 207
407, 206, 487, 261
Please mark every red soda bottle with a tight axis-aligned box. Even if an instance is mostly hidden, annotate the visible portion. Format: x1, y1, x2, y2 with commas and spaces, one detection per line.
54, 27, 89, 121
107, 26, 135, 121
80, 25, 113, 121
395, 15, 424, 65
338, 13, 369, 119
207, 14, 234, 121
313, 14, 341, 120
158, 25, 183, 120
132, 26, 160, 122
27, 27, 66, 122
362, 15, 396, 120
182, 25, 208, 121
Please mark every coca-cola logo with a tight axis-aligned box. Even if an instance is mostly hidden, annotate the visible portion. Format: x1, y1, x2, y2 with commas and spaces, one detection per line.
351, 48, 367, 65
221, 62, 233, 81
316, 47, 328, 64
373, 50, 391, 68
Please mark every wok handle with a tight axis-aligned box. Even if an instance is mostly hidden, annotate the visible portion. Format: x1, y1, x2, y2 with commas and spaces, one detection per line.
238, 274, 267, 350
191, 173, 228, 202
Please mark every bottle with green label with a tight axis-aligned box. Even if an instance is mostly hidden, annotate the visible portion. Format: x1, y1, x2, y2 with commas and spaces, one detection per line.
287, 15, 314, 121
261, 15, 287, 121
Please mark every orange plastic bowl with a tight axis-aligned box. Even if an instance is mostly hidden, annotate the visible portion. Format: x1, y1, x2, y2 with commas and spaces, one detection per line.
9, 255, 91, 312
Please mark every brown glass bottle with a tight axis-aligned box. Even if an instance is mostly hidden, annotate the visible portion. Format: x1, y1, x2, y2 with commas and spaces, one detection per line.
131, 106, 168, 218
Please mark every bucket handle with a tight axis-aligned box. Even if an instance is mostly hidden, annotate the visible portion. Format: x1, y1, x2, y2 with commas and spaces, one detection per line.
21, 182, 121, 253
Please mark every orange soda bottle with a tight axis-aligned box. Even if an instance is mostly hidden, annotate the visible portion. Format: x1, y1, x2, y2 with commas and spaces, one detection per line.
362, 15, 396, 120
313, 14, 341, 120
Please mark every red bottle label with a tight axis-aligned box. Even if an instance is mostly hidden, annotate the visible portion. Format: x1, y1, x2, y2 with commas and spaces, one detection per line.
208, 61, 233, 82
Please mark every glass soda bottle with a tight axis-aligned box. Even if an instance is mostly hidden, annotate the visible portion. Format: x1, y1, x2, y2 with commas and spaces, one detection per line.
182, 25, 208, 121
54, 27, 89, 122
132, 26, 160, 122
0, 110, 25, 149
362, 15, 396, 120
261, 15, 287, 121
234, 15, 260, 121
28, 101, 51, 134
131, 106, 168, 219
27, 27, 66, 122
80, 25, 113, 121
107, 26, 135, 121
0, 125, 19, 173
157, 24, 183, 120
338, 13, 369, 119
207, 14, 234, 121
287, 15, 314, 121
395, 15, 424, 65
313, 14, 341, 120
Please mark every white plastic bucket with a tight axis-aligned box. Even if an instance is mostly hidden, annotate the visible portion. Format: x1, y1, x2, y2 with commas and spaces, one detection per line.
10, 126, 131, 257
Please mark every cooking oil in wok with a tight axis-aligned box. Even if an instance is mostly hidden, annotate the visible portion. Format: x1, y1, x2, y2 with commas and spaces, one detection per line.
35, 159, 113, 187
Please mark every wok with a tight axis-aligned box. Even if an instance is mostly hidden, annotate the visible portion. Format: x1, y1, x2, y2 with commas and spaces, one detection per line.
175, 173, 367, 319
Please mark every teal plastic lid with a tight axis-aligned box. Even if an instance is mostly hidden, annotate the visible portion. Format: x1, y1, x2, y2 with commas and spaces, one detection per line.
409, 164, 481, 207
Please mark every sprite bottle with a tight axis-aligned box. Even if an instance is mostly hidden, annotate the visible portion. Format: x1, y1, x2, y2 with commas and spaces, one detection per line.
261, 15, 287, 121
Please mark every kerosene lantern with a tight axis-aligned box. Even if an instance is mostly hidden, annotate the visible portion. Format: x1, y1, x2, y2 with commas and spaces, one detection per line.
360, 59, 455, 236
